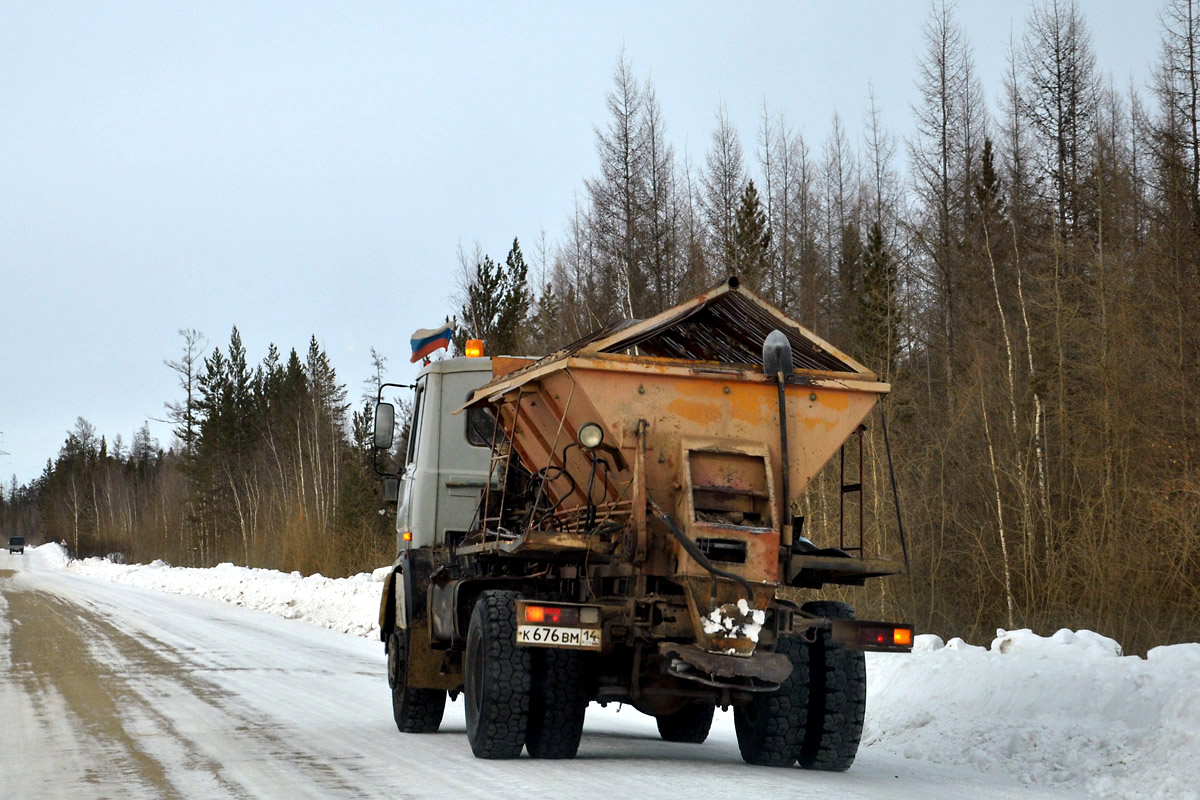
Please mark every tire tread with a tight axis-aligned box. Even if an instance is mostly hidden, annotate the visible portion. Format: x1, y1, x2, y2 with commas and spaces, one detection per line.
465, 590, 531, 759
798, 600, 866, 772
389, 629, 446, 734
734, 634, 810, 766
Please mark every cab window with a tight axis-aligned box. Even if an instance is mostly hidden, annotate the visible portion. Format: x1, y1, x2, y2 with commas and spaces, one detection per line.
466, 405, 498, 448
406, 382, 425, 464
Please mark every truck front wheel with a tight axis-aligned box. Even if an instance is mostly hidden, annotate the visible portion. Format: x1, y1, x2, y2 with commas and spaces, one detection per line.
798, 600, 866, 772
733, 633, 809, 766
464, 590, 531, 759
387, 628, 446, 733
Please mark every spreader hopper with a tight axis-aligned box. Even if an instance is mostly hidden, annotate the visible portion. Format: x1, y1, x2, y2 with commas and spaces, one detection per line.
466, 278, 901, 593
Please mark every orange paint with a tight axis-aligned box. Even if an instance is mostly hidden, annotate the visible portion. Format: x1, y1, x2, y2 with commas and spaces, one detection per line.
671, 377, 725, 397
667, 397, 722, 426
729, 389, 773, 425
816, 391, 850, 412
799, 416, 838, 433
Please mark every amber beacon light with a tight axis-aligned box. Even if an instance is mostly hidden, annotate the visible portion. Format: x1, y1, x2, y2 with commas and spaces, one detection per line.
464, 339, 484, 358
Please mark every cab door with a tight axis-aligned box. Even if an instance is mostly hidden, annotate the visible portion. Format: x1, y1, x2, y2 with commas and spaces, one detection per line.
395, 376, 427, 550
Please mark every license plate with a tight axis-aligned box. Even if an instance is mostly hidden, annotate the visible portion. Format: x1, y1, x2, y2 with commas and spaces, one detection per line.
516, 624, 602, 650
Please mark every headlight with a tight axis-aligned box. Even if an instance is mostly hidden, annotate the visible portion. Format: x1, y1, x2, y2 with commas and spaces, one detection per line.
578, 422, 604, 449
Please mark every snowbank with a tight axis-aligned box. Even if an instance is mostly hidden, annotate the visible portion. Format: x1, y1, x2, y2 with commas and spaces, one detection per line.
31, 541, 71, 568
54, 545, 384, 639
29, 543, 1200, 799
864, 629, 1200, 800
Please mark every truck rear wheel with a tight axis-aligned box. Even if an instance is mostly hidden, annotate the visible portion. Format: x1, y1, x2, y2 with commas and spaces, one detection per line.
655, 702, 715, 744
798, 601, 866, 772
526, 647, 590, 758
464, 590, 531, 759
387, 628, 446, 733
733, 633, 809, 766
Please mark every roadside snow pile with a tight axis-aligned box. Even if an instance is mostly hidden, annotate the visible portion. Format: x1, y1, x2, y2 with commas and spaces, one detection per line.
30, 541, 71, 567
56, 545, 385, 639
864, 629, 1200, 800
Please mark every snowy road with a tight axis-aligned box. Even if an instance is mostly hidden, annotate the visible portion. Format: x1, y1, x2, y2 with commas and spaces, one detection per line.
1, 551, 1087, 800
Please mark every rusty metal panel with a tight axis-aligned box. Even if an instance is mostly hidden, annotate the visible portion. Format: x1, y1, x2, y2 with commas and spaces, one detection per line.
658, 642, 793, 686
490, 355, 538, 378
688, 450, 772, 525
675, 440, 779, 586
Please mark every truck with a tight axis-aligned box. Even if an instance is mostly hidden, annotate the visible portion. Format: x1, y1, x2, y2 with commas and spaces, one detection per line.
373, 277, 912, 768
9, 536, 25, 554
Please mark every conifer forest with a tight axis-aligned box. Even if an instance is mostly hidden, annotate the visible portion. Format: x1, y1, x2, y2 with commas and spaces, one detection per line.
4, 1, 1199, 654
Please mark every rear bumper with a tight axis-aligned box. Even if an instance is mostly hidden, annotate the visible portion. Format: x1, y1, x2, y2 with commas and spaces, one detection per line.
659, 642, 793, 691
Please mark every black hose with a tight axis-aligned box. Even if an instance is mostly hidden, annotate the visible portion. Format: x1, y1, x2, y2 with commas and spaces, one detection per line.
583, 453, 614, 531
529, 464, 576, 528
585, 456, 598, 529
647, 497, 754, 604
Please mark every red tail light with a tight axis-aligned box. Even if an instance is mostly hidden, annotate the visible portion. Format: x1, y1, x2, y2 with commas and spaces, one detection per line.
524, 605, 569, 624
858, 625, 914, 648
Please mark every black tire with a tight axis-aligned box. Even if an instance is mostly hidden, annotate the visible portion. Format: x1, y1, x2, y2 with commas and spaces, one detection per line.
464, 590, 531, 759
655, 702, 715, 744
733, 633, 810, 766
798, 600, 866, 772
526, 647, 590, 758
387, 628, 446, 733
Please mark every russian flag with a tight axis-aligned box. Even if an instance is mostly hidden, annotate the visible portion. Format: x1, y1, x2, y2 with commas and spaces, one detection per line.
410, 321, 455, 363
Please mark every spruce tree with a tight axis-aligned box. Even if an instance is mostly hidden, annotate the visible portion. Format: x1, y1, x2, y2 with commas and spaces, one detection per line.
854, 220, 901, 379
526, 280, 561, 354
974, 138, 1005, 219
496, 238, 532, 354
455, 238, 532, 355
226, 327, 253, 457
164, 329, 206, 459
730, 179, 772, 289
454, 252, 503, 354
196, 347, 230, 455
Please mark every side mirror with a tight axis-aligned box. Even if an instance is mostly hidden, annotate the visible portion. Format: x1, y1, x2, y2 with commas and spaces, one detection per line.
374, 402, 395, 449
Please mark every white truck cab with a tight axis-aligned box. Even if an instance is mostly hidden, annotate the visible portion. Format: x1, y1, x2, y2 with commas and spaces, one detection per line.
385, 356, 495, 552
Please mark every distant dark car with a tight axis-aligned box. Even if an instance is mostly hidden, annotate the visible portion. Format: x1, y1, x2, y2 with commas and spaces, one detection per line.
8, 536, 24, 554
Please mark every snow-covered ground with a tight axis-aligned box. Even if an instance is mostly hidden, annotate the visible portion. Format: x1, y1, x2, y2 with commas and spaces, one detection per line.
36, 543, 1200, 798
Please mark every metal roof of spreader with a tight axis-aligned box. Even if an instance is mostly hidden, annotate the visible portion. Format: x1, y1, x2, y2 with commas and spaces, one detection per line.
556, 276, 876, 378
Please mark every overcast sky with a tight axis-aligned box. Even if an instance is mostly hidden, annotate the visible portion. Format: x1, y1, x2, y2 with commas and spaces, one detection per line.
0, 1, 1160, 487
